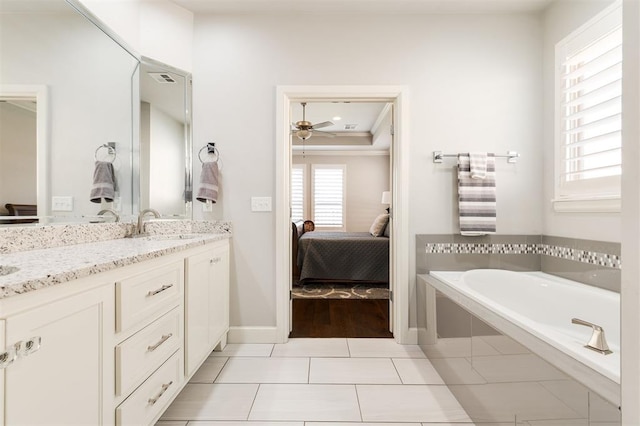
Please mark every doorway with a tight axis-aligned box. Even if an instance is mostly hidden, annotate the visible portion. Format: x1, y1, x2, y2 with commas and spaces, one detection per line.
274, 85, 410, 344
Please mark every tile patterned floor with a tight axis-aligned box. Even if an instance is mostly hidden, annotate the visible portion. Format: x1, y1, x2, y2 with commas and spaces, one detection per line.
158, 337, 619, 426
158, 338, 474, 425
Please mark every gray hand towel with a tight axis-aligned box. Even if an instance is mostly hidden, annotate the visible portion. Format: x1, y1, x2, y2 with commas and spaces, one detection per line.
196, 161, 219, 203
90, 161, 118, 203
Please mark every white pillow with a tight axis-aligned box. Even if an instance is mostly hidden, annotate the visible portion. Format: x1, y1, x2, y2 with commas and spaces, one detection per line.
369, 213, 390, 237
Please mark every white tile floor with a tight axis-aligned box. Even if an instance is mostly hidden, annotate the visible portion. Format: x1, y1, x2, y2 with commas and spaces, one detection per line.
158, 338, 474, 425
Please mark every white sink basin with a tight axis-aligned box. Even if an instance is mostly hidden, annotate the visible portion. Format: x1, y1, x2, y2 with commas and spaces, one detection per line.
0, 265, 19, 276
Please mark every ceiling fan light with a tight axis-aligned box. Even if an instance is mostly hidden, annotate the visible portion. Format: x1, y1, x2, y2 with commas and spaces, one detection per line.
295, 129, 312, 140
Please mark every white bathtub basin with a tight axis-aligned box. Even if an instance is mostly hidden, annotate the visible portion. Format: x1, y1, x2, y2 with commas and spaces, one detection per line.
423, 269, 620, 405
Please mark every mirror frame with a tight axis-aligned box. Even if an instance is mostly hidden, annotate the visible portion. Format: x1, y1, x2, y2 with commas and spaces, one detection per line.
135, 56, 193, 219
0, 84, 49, 219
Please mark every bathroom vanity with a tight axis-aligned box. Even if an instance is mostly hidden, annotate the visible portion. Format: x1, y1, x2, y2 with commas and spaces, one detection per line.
0, 232, 230, 425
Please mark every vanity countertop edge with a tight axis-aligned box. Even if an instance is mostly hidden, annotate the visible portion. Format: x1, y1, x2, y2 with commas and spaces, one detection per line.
0, 233, 231, 300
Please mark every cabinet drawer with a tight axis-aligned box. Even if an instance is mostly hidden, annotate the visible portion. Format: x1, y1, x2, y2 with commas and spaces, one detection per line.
116, 350, 182, 426
116, 261, 183, 332
116, 308, 181, 397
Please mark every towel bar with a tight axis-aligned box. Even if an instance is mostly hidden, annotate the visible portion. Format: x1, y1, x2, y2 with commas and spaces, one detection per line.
433, 151, 520, 164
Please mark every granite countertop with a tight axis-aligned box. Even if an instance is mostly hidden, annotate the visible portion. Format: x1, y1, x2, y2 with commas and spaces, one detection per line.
0, 233, 229, 300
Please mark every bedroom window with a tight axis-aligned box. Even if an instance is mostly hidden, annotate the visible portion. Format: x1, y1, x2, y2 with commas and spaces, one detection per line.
291, 165, 306, 222
312, 164, 346, 230
553, 1, 622, 212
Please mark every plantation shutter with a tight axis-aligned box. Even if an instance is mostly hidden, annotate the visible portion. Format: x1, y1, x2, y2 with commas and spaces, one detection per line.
291, 166, 305, 222
312, 165, 345, 228
557, 5, 622, 200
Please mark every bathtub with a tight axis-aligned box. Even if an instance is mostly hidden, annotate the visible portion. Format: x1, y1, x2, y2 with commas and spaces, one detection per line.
420, 269, 620, 405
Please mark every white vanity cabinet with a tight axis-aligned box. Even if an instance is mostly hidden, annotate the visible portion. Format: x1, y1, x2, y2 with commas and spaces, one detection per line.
0, 282, 115, 426
0, 235, 231, 426
185, 239, 230, 377
114, 259, 185, 426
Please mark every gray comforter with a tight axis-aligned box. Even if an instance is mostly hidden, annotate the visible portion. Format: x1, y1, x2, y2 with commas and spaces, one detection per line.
297, 232, 389, 282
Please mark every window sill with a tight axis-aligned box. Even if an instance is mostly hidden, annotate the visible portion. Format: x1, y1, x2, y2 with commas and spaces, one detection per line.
552, 197, 620, 213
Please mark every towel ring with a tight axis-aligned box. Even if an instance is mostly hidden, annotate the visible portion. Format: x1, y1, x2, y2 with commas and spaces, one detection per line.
95, 144, 116, 163
198, 145, 219, 164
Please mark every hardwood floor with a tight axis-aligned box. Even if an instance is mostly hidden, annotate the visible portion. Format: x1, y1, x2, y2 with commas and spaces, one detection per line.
290, 298, 393, 338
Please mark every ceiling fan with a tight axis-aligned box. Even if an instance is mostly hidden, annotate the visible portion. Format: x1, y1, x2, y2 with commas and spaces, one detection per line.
292, 102, 336, 140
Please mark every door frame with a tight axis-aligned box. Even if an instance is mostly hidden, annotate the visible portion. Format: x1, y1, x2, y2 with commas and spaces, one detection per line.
274, 85, 410, 344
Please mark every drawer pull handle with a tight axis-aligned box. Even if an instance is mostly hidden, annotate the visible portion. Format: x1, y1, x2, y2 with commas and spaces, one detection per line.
147, 333, 173, 352
210, 257, 221, 264
0, 349, 17, 369
148, 381, 173, 405
147, 284, 173, 297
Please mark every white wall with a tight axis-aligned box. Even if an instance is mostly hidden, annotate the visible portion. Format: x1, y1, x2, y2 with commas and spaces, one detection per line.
192, 12, 543, 330
0, 103, 37, 214
621, 0, 640, 422
78, 0, 194, 72
542, 0, 620, 242
0, 9, 138, 218
293, 154, 390, 232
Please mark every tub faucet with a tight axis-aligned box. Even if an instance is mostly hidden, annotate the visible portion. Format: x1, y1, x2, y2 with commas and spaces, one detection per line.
97, 208, 120, 223
136, 208, 161, 235
571, 318, 613, 355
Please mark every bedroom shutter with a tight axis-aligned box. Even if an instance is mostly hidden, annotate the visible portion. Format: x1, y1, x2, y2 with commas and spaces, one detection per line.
313, 166, 345, 228
555, 4, 622, 202
291, 166, 304, 222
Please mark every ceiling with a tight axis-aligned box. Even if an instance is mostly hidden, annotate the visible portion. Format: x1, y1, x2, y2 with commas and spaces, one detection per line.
0, 0, 72, 13
291, 101, 391, 152
171, 0, 554, 14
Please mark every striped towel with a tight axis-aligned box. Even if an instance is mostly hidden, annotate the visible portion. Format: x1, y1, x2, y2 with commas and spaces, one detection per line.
458, 153, 496, 236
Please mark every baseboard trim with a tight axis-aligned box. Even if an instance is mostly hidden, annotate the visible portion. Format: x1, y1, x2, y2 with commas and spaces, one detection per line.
405, 327, 418, 344
227, 326, 280, 344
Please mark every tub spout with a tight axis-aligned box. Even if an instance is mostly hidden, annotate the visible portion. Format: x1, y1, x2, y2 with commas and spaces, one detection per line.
571, 318, 613, 355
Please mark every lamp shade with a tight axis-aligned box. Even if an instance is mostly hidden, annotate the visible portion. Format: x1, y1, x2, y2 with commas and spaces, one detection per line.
381, 191, 391, 205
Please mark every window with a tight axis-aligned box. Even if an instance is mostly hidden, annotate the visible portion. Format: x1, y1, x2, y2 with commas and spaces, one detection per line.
312, 164, 346, 229
554, 2, 622, 212
291, 165, 306, 222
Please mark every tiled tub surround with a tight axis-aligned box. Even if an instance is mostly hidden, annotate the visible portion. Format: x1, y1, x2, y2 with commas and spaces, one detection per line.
0, 220, 231, 254
417, 234, 621, 292
416, 235, 622, 424
0, 222, 232, 299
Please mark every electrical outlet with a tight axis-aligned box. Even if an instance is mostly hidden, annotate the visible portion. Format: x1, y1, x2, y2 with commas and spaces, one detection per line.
251, 196, 272, 212
202, 200, 213, 212
51, 196, 73, 212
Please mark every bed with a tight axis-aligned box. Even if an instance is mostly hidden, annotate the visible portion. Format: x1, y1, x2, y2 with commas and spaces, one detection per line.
296, 231, 389, 283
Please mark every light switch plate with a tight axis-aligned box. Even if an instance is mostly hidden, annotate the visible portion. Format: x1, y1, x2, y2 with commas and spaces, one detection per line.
52, 196, 73, 212
251, 196, 272, 212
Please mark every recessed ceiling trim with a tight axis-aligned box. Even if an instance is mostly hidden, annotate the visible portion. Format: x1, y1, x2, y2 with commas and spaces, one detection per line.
171, 0, 554, 14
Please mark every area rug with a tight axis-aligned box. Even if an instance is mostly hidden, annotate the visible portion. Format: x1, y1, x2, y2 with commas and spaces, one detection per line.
292, 282, 389, 300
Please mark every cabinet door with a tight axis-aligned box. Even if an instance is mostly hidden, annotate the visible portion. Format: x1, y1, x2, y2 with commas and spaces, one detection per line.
3, 285, 113, 426
209, 241, 230, 346
185, 249, 214, 377
185, 240, 230, 377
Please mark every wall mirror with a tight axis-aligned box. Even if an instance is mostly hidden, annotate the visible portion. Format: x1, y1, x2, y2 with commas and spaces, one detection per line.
136, 58, 192, 218
0, 0, 138, 225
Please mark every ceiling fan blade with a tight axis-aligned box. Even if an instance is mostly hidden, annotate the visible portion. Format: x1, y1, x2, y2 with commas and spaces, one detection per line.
311, 121, 333, 129
313, 130, 336, 138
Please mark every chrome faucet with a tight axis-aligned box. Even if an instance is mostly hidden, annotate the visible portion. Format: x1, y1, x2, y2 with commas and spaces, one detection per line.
571, 318, 613, 355
136, 208, 161, 235
97, 208, 120, 223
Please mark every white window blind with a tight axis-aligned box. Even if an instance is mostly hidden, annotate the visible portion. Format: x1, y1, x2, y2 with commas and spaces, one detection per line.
555, 2, 622, 205
291, 165, 305, 222
312, 165, 345, 229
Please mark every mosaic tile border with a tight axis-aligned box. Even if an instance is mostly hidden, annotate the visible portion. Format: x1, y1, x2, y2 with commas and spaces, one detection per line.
425, 243, 621, 269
